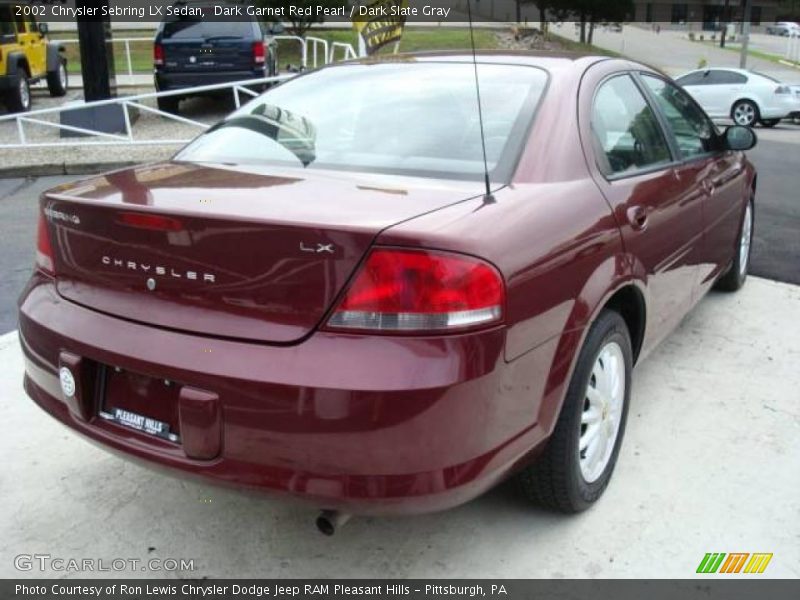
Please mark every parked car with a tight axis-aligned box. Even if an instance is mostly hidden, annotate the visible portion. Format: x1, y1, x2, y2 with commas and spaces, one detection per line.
675, 67, 796, 127
20, 53, 757, 531
153, 3, 280, 114
790, 85, 800, 123
765, 21, 800, 36
0, 5, 67, 112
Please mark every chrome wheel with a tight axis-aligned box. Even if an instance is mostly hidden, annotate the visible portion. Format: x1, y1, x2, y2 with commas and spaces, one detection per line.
19, 77, 30, 109
58, 63, 67, 90
739, 202, 752, 277
579, 341, 625, 483
733, 102, 756, 126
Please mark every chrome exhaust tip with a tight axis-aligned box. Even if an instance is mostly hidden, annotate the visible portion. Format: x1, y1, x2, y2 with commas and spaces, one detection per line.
316, 510, 350, 536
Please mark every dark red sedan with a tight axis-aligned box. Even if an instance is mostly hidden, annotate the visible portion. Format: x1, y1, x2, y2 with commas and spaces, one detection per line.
19, 53, 756, 532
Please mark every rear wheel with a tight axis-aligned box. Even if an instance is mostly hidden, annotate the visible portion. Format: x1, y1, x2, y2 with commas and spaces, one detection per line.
715, 197, 753, 292
46, 58, 68, 97
517, 310, 632, 513
759, 118, 780, 128
732, 100, 759, 127
5, 74, 31, 113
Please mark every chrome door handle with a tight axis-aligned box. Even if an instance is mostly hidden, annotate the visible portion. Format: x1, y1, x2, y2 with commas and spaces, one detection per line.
627, 206, 648, 231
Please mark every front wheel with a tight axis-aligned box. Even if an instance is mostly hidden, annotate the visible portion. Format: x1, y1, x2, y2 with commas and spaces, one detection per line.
517, 310, 632, 513
46, 58, 68, 97
732, 100, 759, 127
715, 197, 754, 292
156, 95, 180, 115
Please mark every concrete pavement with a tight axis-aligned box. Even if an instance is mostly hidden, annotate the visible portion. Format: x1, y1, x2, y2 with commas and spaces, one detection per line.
1, 276, 798, 578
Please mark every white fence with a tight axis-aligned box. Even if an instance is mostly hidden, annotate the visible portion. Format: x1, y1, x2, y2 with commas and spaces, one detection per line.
1, 36, 358, 149
787, 34, 800, 65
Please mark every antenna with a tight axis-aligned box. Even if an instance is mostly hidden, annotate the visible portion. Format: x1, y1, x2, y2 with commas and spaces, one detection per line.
466, 0, 495, 204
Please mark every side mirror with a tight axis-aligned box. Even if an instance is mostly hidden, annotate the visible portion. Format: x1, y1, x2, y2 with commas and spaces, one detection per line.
38, 22, 48, 35
724, 125, 757, 151
269, 22, 285, 35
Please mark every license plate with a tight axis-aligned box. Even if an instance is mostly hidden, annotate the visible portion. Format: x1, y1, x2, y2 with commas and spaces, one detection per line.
100, 407, 178, 442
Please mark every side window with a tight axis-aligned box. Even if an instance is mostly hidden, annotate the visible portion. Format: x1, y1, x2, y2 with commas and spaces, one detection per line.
591, 75, 672, 177
714, 71, 747, 85
675, 72, 706, 87
641, 74, 721, 159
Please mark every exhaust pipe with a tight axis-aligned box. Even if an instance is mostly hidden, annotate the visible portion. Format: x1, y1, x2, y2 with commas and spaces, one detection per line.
316, 510, 350, 536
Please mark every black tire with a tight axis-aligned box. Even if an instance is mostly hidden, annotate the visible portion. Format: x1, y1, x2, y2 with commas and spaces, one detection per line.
759, 119, 780, 128
517, 310, 632, 513
5, 74, 31, 113
156, 95, 180, 115
731, 100, 760, 127
715, 197, 754, 292
46, 58, 68, 97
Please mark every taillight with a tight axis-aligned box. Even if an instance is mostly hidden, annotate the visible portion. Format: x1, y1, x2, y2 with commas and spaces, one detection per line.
252, 41, 265, 65
154, 43, 164, 67
326, 248, 504, 333
36, 212, 54, 276
775, 85, 790, 95
117, 211, 183, 231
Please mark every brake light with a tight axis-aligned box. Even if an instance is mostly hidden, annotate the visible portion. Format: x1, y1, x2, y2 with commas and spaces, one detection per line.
326, 248, 504, 333
775, 85, 790, 95
117, 212, 183, 232
154, 43, 164, 67
252, 41, 265, 64
36, 212, 54, 276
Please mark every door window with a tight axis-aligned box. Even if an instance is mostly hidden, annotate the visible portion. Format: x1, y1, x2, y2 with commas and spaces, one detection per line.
641, 75, 721, 159
591, 75, 672, 176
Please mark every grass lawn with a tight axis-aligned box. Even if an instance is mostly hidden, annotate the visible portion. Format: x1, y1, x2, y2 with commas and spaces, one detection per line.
54, 27, 499, 75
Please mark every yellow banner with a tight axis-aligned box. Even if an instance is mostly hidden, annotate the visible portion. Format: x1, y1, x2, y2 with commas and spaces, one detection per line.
351, 0, 409, 55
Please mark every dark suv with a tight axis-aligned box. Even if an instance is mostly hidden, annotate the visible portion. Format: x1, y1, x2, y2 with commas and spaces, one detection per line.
154, 12, 279, 113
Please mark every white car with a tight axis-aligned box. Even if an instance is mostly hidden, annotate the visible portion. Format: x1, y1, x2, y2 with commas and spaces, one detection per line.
765, 22, 800, 36
674, 68, 797, 127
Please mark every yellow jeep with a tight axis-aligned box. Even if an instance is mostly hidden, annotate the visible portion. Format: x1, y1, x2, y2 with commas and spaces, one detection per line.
1, 5, 67, 112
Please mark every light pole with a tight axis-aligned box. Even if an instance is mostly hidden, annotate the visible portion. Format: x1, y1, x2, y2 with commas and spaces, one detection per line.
739, 0, 752, 68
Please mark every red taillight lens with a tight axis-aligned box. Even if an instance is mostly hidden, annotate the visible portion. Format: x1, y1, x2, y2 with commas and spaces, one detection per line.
36, 212, 54, 276
154, 43, 164, 67
117, 211, 183, 231
252, 41, 265, 64
326, 248, 504, 333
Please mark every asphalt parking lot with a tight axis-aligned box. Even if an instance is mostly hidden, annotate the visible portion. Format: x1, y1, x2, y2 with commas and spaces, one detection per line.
0, 124, 798, 580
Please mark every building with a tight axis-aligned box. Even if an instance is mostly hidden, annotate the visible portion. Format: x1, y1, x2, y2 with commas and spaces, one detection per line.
631, 1, 782, 30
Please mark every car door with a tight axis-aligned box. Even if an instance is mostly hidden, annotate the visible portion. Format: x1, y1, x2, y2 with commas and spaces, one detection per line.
581, 68, 705, 351
639, 73, 749, 291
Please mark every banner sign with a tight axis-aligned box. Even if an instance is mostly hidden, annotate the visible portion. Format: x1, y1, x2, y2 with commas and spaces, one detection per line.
352, 0, 409, 56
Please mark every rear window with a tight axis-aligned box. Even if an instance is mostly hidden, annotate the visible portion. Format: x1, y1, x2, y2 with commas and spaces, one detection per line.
176, 62, 548, 182
162, 20, 253, 40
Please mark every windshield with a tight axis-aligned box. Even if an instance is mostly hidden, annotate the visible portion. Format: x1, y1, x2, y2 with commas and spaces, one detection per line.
176, 62, 548, 181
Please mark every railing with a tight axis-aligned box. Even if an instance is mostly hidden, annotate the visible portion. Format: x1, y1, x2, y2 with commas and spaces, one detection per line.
787, 34, 800, 65
329, 41, 358, 63
57, 37, 151, 81
0, 74, 293, 149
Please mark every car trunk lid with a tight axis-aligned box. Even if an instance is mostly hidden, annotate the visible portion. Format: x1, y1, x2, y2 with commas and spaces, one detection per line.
41, 162, 477, 344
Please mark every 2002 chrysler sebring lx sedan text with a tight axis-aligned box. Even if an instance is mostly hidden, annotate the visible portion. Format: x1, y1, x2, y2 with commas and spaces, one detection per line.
18, 53, 758, 533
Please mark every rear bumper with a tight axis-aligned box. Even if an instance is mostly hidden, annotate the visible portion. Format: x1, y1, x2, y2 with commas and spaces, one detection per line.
155, 69, 267, 93
18, 275, 554, 515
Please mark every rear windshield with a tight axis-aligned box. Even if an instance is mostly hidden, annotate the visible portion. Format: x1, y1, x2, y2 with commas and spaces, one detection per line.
162, 20, 253, 40
176, 62, 548, 182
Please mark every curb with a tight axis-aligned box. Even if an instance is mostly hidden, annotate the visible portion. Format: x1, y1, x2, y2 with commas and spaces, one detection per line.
0, 161, 140, 179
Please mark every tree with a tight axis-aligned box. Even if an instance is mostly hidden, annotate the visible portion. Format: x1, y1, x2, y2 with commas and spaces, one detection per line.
554, 0, 633, 44
256, 0, 345, 38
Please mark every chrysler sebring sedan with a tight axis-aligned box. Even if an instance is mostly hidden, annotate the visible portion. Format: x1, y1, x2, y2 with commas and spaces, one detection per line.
19, 53, 757, 532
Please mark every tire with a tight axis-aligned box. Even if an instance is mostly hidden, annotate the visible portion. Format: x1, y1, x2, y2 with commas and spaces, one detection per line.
715, 197, 754, 292
732, 100, 759, 127
5, 74, 31, 113
517, 309, 632, 513
156, 95, 180, 115
46, 58, 68, 97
